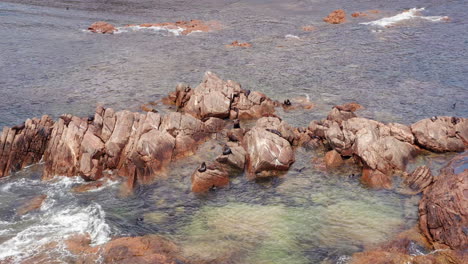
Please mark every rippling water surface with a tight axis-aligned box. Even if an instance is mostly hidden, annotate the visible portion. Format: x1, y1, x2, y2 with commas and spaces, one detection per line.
0, 0, 467, 263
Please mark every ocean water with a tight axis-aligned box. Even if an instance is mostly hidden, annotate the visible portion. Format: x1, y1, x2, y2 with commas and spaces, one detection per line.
0, 0, 467, 263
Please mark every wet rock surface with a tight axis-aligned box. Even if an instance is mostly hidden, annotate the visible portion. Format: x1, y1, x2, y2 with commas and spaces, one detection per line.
418, 152, 468, 250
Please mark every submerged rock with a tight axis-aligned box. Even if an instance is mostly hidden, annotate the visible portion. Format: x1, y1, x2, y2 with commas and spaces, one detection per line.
17, 194, 47, 215
418, 152, 468, 250
323, 10, 347, 24
226, 41, 252, 48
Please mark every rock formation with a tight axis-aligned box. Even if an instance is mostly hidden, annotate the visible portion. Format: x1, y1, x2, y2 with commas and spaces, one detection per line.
323, 9, 347, 24
411, 116, 467, 152
88, 21, 118, 34
244, 117, 296, 178
0, 115, 54, 178
226, 41, 252, 48
419, 152, 468, 250
164, 72, 277, 120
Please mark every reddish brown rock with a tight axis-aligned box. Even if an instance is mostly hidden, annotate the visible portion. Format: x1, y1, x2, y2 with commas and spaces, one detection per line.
361, 167, 392, 189
244, 117, 295, 178
323, 9, 346, 24
324, 149, 343, 169
0, 115, 54, 178
226, 41, 252, 48
65, 234, 182, 264
17, 194, 47, 215
350, 227, 468, 264
191, 142, 246, 192
191, 163, 230, 193
411, 116, 467, 152
418, 153, 468, 250
403, 166, 433, 194
88, 21, 117, 34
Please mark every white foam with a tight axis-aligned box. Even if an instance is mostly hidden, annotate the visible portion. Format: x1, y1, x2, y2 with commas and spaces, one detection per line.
0, 203, 111, 260
361, 8, 448, 27
0, 176, 113, 262
117, 25, 184, 36
285, 34, 300, 39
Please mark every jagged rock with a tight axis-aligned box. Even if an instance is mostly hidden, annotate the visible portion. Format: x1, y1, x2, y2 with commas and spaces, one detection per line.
88, 21, 117, 34
244, 117, 295, 178
419, 153, 468, 250
403, 166, 433, 194
0, 115, 54, 178
323, 9, 346, 24
165, 72, 276, 120
411, 116, 467, 152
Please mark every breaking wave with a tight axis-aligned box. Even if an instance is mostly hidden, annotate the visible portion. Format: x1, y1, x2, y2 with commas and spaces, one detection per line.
361, 8, 448, 27
0, 176, 113, 263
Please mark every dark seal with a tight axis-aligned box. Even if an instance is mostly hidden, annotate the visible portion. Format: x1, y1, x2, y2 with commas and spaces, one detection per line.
198, 162, 207, 173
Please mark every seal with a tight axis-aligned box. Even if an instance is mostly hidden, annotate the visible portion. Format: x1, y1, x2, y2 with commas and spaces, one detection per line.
222, 145, 232, 155
244, 89, 251, 96
198, 162, 207, 173
228, 133, 239, 142
266, 128, 282, 137
87, 115, 95, 123
11, 122, 25, 131
430, 116, 438, 122
284, 99, 292, 106
233, 119, 240, 129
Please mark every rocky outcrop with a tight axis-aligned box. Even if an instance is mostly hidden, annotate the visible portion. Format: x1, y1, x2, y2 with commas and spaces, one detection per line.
42, 109, 222, 189
88, 21, 118, 34
164, 72, 276, 120
309, 104, 420, 188
0, 115, 54, 178
411, 116, 467, 152
418, 152, 468, 250
244, 117, 295, 178
323, 10, 346, 24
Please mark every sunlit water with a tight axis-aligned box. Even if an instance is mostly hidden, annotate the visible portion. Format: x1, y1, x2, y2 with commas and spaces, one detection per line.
0, 0, 467, 263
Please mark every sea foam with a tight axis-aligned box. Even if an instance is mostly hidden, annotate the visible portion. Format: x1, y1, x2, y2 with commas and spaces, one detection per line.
361, 8, 448, 27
